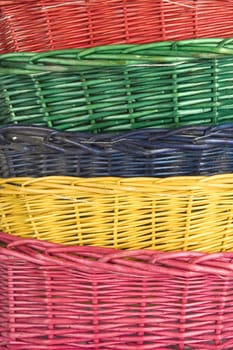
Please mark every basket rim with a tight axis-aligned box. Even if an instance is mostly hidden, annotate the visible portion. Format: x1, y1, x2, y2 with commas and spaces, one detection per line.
1, 124, 233, 152
1, 38, 233, 74
0, 0, 230, 3
2, 174, 233, 193
1, 232, 233, 277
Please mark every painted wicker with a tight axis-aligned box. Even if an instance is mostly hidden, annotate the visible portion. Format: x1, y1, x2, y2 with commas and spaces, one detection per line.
1, 124, 233, 178
1, 39, 233, 132
1, 0, 233, 54
1, 231, 233, 350
2, 175, 233, 252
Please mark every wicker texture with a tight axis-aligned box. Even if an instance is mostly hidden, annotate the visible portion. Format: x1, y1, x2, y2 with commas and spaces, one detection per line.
1, 0, 233, 54
2, 175, 233, 252
1, 231, 233, 350
1, 39, 233, 131
2, 124, 233, 177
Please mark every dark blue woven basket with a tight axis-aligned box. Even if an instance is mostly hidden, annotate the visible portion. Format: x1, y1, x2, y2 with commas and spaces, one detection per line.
1, 124, 233, 177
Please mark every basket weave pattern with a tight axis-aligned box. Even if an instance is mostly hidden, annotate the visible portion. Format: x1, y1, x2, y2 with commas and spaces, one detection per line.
1, 4, 233, 349
1, 232, 233, 350
1, 39, 233, 131
1, 175, 233, 252
1, 0, 233, 53
2, 124, 233, 177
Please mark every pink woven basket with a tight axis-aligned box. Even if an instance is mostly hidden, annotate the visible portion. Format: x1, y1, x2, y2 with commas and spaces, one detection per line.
1, 232, 233, 350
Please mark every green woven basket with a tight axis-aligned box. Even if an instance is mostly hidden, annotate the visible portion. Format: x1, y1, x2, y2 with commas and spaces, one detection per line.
1, 38, 233, 132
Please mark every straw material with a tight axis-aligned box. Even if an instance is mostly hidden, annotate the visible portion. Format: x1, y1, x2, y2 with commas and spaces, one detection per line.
2, 38, 233, 131
2, 124, 233, 178
1, 0, 233, 54
2, 175, 233, 252
1, 231, 233, 350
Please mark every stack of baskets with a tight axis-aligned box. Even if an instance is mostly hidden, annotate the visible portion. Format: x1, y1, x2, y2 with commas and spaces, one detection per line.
2, 1, 233, 349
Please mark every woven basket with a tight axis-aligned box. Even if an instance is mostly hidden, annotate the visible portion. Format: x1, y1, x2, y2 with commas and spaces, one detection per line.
1, 0, 233, 54
2, 175, 233, 252
1, 38, 233, 132
1, 231, 233, 350
1, 124, 233, 178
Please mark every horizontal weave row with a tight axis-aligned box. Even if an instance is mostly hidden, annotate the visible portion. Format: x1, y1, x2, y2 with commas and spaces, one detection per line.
1, 39, 233, 131
1, 175, 233, 252
1, 124, 233, 177
1, 0, 233, 53
1, 232, 233, 350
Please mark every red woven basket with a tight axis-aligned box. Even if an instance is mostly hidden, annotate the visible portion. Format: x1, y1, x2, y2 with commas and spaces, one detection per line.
1, 0, 233, 53
1, 231, 233, 350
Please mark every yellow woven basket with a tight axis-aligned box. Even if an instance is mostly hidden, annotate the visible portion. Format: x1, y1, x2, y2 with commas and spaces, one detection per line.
1, 175, 233, 252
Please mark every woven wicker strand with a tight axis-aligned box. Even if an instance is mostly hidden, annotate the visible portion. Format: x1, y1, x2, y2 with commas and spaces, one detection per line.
1, 231, 233, 350
2, 124, 233, 177
2, 38, 233, 131
2, 175, 233, 252
1, 0, 233, 53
